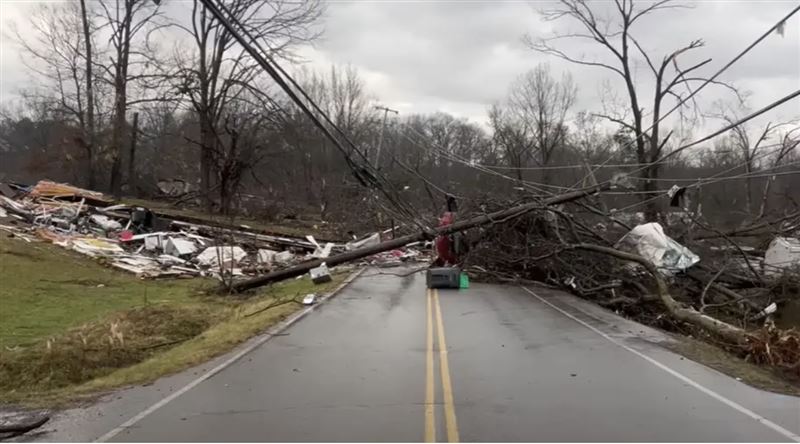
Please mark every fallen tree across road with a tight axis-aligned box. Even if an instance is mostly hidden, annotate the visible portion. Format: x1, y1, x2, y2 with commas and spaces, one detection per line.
230, 182, 617, 292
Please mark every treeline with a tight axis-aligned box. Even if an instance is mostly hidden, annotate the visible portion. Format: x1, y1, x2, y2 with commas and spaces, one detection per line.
0, 0, 798, 229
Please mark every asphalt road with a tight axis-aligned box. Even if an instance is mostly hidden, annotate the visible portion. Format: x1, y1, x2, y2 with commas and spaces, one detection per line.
91, 269, 799, 442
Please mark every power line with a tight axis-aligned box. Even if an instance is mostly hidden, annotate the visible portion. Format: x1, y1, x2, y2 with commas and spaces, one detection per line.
610, 158, 800, 212
471, 161, 667, 171
400, 124, 569, 195
620, 88, 800, 182
580, 3, 800, 184
201, 0, 423, 225
605, 167, 800, 195
626, 141, 791, 181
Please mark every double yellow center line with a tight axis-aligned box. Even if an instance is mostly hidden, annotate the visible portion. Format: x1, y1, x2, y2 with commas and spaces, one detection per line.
425, 289, 460, 442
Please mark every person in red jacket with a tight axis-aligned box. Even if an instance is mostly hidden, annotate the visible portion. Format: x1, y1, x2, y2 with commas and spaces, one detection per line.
434, 195, 459, 266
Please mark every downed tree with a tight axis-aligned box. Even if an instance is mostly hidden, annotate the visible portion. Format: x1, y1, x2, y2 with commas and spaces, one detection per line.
230, 182, 616, 292
571, 243, 747, 345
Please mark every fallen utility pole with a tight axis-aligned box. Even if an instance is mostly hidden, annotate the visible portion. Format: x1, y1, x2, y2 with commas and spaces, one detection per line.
230, 182, 615, 292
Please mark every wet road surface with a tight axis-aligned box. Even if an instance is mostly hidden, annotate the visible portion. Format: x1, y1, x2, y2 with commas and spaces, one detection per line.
57, 270, 800, 441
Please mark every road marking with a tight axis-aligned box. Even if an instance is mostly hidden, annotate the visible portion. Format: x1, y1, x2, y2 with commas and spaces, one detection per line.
433, 290, 460, 443
522, 286, 800, 443
94, 268, 365, 443
425, 289, 436, 443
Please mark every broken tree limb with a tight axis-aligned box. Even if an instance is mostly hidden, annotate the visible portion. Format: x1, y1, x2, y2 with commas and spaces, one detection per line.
694, 211, 800, 240
0, 414, 49, 436
572, 243, 746, 345
230, 183, 614, 292
685, 269, 761, 311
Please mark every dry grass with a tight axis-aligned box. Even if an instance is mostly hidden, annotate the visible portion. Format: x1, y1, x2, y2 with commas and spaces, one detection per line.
0, 233, 348, 406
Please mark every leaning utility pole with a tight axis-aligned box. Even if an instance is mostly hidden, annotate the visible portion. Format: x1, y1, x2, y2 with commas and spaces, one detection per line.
373, 105, 398, 168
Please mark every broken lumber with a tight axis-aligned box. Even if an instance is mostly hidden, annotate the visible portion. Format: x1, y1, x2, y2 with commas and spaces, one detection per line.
230, 184, 613, 292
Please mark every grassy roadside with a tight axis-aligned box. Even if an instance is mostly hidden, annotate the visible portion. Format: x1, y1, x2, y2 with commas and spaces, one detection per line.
667, 335, 800, 397
0, 234, 348, 407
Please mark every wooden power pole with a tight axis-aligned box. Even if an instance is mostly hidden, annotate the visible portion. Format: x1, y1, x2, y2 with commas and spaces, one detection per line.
374, 105, 398, 168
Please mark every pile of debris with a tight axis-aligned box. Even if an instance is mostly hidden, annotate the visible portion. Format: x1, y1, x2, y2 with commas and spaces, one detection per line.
463, 203, 800, 374
0, 180, 426, 281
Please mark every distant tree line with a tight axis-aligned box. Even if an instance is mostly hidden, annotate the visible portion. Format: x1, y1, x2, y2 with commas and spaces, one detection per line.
0, 0, 797, 229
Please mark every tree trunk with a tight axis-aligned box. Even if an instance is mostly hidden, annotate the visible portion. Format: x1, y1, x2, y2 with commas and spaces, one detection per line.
108, 2, 132, 197
219, 176, 231, 215
574, 243, 746, 345
744, 162, 753, 218
127, 111, 139, 193
79, 0, 95, 190
200, 117, 214, 211
757, 176, 773, 219
108, 88, 126, 196
644, 165, 660, 222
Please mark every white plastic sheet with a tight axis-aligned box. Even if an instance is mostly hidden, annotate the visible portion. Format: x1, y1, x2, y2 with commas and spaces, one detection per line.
615, 222, 699, 275
764, 237, 800, 275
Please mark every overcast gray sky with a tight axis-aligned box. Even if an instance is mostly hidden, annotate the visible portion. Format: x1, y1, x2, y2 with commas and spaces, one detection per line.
1, 0, 799, 134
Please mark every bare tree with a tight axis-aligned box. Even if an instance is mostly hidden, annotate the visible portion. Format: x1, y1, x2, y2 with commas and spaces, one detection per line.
216, 96, 285, 215
488, 104, 535, 186
10, 1, 107, 187
173, 0, 323, 210
570, 111, 615, 164
97, 0, 165, 197
757, 126, 800, 219
501, 64, 577, 184
79, 0, 97, 189
528, 0, 740, 220
286, 64, 377, 216
720, 106, 773, 218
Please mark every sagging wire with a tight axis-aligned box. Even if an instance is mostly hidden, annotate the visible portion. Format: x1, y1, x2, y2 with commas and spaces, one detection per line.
579, 4, 800, 185
400, 124, 568, 195
611, 158, 800, 213
200, 0, 425, 228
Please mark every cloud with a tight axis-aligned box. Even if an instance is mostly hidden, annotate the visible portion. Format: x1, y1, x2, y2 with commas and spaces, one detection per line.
1, 0, 798, 133
299, 0, 799, 131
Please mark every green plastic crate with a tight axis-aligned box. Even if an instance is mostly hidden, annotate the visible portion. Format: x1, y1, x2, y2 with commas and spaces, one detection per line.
459, 273, 469, 289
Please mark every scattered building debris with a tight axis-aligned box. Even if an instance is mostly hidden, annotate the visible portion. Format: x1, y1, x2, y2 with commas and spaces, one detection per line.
0, 180, 429, 283
196, 246, 247, 268
309, 263, 332, 284
274, 250, 295, 264
156, 178, 191, 197
29, 180, 110, 205
257, 249, 278, 264
165, 237, 198, 257
346, 232, 380, 250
